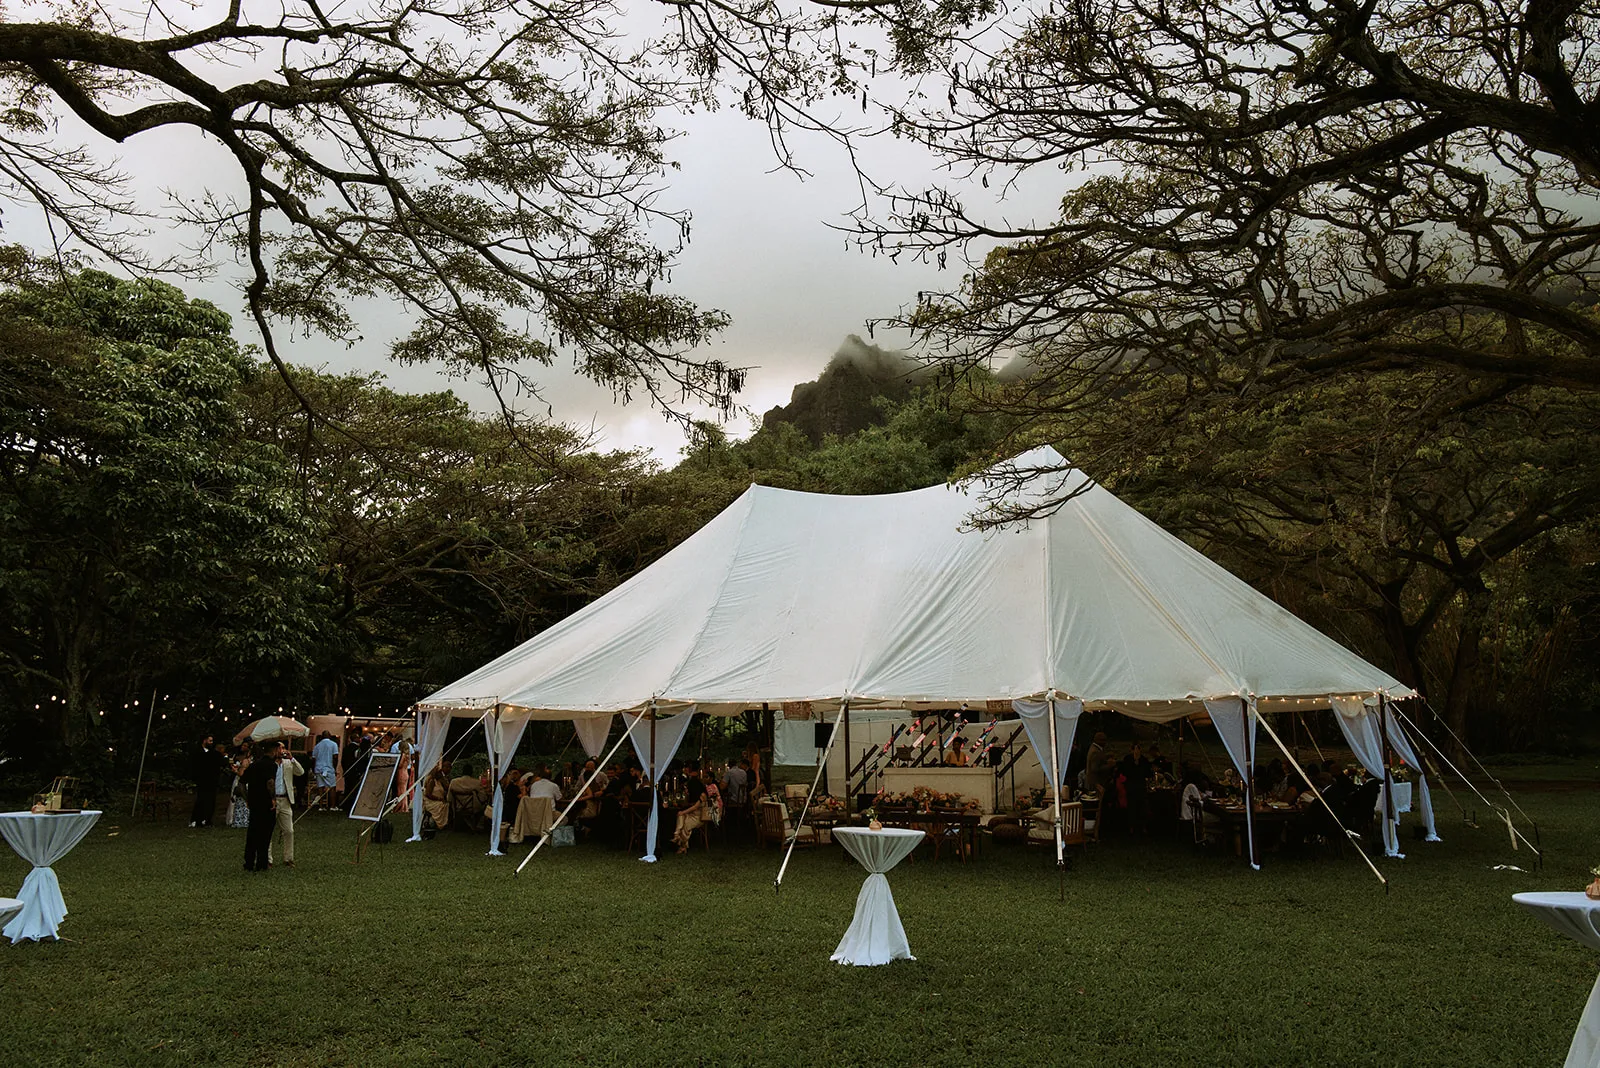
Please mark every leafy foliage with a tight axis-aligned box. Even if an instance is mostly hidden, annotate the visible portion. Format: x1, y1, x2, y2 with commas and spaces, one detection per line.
0, 268, 320, 757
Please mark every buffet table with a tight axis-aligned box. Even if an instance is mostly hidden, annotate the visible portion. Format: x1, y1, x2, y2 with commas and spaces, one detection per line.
0, 810, 102, 943
875, 767, 994, 813
1513, 891, 1600, 1067
830, 827, 923, 966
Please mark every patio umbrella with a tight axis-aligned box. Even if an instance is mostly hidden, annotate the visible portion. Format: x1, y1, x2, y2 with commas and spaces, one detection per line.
233, 716, 310, 746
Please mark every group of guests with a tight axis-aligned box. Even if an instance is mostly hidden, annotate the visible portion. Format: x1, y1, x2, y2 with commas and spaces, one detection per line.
418, 752, 762, 854
185, 725, 423, 875
1076, 733, 1175, 837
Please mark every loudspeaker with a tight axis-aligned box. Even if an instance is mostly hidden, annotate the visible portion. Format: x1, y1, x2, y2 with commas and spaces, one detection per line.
987, 745, 1004, 767
813, 723, 832, 748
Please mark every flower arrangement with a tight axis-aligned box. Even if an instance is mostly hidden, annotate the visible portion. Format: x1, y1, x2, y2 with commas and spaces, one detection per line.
1587, 865, 1600, 900
876, 787, 971, 812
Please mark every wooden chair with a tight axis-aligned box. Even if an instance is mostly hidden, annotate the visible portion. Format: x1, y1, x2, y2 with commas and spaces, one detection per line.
138, 781, 172, 820
761, 800, 815, 848
1025, 802, 1084, 865
1081, 793, 1103, 845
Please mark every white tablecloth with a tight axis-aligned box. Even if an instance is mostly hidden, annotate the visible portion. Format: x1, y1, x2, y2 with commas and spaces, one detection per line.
1514, 891, 1600, 1067
1376, 781, 1413, 814
831, 827, 923, 967
0, 810, 102, 943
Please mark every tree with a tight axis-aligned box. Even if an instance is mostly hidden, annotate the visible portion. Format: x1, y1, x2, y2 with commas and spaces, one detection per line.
852, 0, 1600, 446
0, 267, 320, 761
1053, 364, 1600, 748
0, 0, 740, 421
0, 0, 1001, 428
236, 365, 657, 705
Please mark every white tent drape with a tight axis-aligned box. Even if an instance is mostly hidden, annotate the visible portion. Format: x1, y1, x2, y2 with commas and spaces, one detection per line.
1013, 698, 1083, 790
1331, 697, 1403, 856
574, 714, 613, 758
408, 708, 452, 843
484, 709, 533, 856
1382, 705, 1440, 842
1204, 697, 1258, 870
627, 710, 697, 862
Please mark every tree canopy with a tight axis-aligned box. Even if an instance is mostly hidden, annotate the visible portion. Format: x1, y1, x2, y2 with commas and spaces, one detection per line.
849, 0, 1600, 456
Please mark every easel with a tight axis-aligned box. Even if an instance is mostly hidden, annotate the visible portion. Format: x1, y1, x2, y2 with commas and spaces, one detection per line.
349, 753, 401, 865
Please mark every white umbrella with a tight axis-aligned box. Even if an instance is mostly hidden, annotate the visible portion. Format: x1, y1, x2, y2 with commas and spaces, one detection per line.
233, 716, 310, 746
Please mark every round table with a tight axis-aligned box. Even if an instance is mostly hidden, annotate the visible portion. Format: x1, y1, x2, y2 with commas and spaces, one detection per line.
830, 827, 924, 967
0, 810, 102, 943
1513, 891, 1600, 1067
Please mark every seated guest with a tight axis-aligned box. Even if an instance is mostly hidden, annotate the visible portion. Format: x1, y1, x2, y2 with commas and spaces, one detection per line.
524, 764, 562, 802
422, 760, 453, 830
1274, 776, 1303, 804
495, 766, 524, 840
943, 736, 970, 766
671, 763, 709, 854
574, 759, 607, 837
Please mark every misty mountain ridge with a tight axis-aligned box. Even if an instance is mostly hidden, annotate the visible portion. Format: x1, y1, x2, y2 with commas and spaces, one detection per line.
761, 335, 931, 445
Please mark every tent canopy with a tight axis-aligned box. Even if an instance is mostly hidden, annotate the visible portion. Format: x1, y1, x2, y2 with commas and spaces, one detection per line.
420, 447, 1410, 721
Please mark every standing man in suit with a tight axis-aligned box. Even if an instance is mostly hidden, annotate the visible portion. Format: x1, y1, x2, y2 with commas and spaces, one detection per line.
269, 742, 305, 867
241, 744, 276, 871
189, 734, 226, 827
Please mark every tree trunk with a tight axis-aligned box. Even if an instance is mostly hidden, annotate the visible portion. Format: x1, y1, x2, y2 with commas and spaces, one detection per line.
1374, 580, 1428, 696
1439, 583, 1492, 761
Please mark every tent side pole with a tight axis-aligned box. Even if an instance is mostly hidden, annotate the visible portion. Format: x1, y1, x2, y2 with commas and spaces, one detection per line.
1256, 710, 1387, 889
516, 719, 634, 875
131, 688, 158, 817
1243, 700, 1258, 870
776, 699, 847, 893
1047, 695, 1065, 897
843, 702, 852, 814
1379, 695, 1397, 855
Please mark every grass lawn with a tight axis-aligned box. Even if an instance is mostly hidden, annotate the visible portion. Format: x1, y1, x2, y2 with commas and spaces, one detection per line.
1, 784, 1596, 1067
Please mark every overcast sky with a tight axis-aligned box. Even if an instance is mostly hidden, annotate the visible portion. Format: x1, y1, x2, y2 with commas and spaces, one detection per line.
5, 4, 1057, 463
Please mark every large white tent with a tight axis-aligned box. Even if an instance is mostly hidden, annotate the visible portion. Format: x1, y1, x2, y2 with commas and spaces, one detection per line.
413, 446, 1430, 862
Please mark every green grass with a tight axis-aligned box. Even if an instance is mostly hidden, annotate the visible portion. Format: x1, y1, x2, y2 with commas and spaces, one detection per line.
1, 787, 1597, 1067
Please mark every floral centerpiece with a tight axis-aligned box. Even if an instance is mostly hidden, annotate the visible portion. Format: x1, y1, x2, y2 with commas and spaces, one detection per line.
811, 794, 846, 816
1588, 865, 1600, 900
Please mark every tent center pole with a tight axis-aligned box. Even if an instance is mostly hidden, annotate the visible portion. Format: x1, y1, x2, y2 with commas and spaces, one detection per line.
842, 702, 852, 814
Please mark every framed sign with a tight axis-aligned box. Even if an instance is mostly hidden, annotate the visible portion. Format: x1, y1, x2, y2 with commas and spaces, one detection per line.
349, 752, 401, 822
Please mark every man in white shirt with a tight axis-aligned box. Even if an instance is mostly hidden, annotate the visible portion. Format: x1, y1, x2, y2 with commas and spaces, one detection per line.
524, 765, 562, 802
270, 742, 305, 867
721, 760, 749, 806
311, 732, 339, 808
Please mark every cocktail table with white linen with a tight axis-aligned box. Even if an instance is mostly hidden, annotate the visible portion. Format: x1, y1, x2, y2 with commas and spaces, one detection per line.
0, 810, 102, 943
1513, 891, 1600, 1068
830, 826, 924, 967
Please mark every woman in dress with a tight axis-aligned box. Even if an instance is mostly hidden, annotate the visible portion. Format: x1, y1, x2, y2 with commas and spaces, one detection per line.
227, 744, 253, 829
395, 737, 414, 813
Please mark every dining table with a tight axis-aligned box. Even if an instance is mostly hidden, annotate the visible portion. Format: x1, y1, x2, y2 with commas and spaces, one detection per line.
830, 827, 924, 966
1513, 891, 1600, 1067
1203, 798, 1304, 857
0, 809, 102, 942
